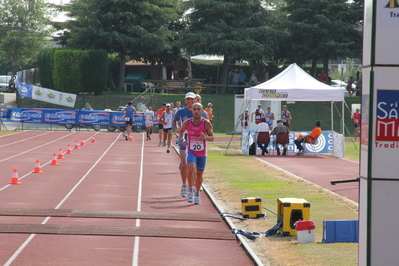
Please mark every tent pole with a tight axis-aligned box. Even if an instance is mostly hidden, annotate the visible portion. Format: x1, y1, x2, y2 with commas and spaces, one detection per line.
342, 100, 345, 136
331, 101, 334, 133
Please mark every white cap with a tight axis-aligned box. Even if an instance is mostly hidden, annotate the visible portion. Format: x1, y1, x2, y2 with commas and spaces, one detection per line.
207, 103, 212, 106
185, 92, 196, 99
166, 103, 171, 107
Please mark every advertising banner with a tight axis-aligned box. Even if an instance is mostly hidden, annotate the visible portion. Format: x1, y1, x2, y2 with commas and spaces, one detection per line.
0, 108, 147, 127
16, 79, 77, 108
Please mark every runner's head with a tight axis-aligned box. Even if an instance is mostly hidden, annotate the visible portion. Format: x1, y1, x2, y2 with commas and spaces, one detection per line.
185, 92, 196, 109
192, 102, 203, 119
165, 103, 171, 111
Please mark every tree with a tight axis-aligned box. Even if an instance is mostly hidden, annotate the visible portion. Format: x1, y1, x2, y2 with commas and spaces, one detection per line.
180, 0, 285, 92
280, 0, 362, 76
54, 0, 181, 92
0, 0, 52, 76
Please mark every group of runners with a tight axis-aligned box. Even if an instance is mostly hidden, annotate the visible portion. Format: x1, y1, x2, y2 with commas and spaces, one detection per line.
122, 93, 214, 205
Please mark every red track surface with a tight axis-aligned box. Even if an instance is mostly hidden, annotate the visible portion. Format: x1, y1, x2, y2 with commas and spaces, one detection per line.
0, 131, 253, 266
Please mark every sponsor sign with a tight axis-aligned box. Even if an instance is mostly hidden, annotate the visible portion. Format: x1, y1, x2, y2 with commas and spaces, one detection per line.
376, 89, 399, 143
0, 108, 146, 127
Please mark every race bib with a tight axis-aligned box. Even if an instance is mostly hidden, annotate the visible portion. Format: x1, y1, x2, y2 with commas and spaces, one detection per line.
190, 141, 204, 151
255, 115, 260, 119
124, 117, 130, 121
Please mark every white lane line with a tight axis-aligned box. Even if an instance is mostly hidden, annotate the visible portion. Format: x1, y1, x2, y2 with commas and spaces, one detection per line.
0, 132, 76, 163
3, 133, 121, 266
0, 132, 51, 148
132, 133, 145, 266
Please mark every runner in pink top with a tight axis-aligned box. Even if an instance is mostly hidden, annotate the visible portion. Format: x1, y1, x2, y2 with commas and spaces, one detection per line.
180, 103, 214, 205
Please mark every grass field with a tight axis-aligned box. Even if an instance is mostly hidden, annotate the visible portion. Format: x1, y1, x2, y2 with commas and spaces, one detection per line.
204, 135, 360, 265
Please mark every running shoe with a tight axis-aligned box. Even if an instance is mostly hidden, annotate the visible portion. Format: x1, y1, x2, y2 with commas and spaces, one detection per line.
302, 149, 307, 155
167, 148, 170, 153
180, 184, 188, 197
187, 188, 194, 203
194, 192, 201, 205
148, 135, 151, 140
162, 142, 166, 147
295, 150, 303, 156
158, 141, 162, 146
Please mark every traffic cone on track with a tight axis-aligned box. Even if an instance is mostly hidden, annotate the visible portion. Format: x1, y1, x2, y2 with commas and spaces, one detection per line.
80, 137, 86, 146
50, 153, 59, 165
57, 148, 65, 159
9, 168, 21, 185
128, 134, 134, 142
66, 144, 73, 154
74, 140, 80, 149
91, 135, 96, 143
32, 159, 43, 173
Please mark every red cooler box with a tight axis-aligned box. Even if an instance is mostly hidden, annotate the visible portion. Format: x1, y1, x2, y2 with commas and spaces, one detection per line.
295, 220, 316, 243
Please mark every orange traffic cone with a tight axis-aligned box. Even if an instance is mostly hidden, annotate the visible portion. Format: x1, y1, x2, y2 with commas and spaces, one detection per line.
80, 137, 86, 146
66, 144, 73, 154
9, 168, 21, 185
50, 153, 59, 165
128, 134, 134, 142
32, 159, 43, 173
57, 148, 65, 159
91, 135, 96, 143
74, 140, 80, 149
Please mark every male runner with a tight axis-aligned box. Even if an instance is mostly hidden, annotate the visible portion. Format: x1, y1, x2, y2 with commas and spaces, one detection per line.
144, 107, 154, 140
122, 101, 137, 140
156, 103, 166, 146
159, 103, 174, 152
173, 92, 207, 197
179, 102, 214, 204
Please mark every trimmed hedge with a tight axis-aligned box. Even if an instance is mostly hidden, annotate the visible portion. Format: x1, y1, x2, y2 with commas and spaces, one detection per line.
37, 48, 57, 89
39, 49, 108, 95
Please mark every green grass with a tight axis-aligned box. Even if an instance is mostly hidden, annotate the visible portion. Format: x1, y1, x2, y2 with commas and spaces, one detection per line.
206, 137, 359, 265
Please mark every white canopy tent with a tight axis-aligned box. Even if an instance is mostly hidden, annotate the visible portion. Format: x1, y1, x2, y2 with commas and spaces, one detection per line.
240, 63, 346, 157
244, 63, 345, 102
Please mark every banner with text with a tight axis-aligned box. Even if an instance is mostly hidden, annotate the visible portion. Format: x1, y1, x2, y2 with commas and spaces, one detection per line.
0, 108, 147, 127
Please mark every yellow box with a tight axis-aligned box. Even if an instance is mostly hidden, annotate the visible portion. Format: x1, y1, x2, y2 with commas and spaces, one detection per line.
241, 197, 264, 218
277, 198, 310, 236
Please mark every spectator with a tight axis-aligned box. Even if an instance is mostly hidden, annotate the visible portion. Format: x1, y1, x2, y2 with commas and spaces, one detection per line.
351, 108, 361, 142
249, 70, 259, 85
347, 77, 356, 96
231, 69, 239, 94
294, 120, 322, 156
317, 70, 327, 83
271, 120, 289, 156
239, 109, 250, 129
254, 118, 270, 155
205, 103, 214, 124
238, 68, 246, 93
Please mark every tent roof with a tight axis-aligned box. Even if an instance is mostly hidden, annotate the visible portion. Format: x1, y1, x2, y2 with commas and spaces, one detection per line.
244, 63, 345, 101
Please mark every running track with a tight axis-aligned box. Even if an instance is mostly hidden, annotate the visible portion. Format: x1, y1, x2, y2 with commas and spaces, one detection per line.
0, 131, 254, 266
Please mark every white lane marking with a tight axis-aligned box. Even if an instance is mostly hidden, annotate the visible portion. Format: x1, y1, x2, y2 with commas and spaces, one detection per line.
132, 133, 145, 266
3, 133, 121, 266
0, 132, 76, 163
0, 132, 51, 148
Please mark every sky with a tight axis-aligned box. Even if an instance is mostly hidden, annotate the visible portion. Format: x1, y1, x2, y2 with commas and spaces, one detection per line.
47, 0, 70, 22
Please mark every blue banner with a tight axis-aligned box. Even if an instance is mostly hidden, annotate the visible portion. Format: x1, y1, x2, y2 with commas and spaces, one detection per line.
0, 108, 148, 127
16, 80, 33, 98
